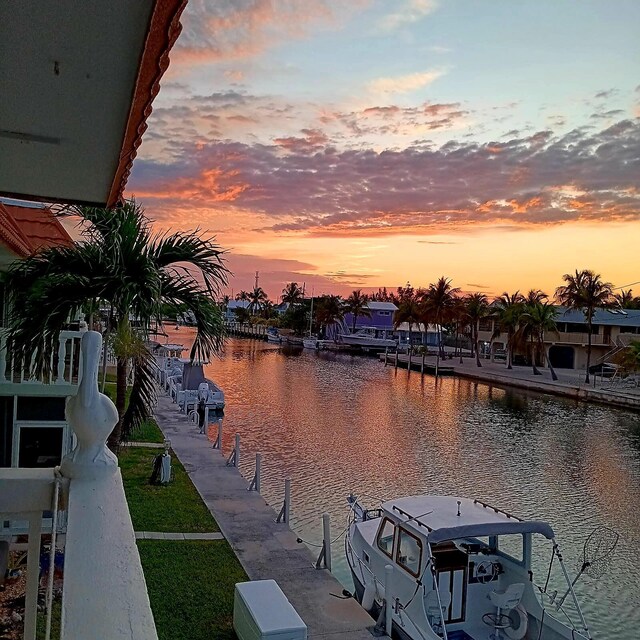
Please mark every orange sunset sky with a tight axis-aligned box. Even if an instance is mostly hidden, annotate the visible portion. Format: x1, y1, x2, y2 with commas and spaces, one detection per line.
126, 0, 640, 300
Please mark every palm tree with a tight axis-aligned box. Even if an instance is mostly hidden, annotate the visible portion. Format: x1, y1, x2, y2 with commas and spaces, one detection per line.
614, 289, 640, 309
393, 295, 422, 349
465, 293, 489, 367
315, 295, 344, 338
528, 301, 559, 380
281, 282, 304, 305
248, 286, 267, 315
422, 277, 461, 372
344, 290, 371, 332
4, 200, 227, 450
493, 291, 525, 369
236, 290, 249, 302
555, 269, 614, 383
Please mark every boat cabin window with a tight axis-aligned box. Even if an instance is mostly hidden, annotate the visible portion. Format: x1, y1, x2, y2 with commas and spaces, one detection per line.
376, 517, 395, 558
396, 526, 423, 576
496, 533, 524, 565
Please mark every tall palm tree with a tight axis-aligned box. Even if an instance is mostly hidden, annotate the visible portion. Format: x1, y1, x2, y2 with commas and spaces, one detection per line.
315, 295, 344, 338
281, 282, 304, 305
555, 269, 614, 383
236, 290, 249, 302
248, 286, 267, 315
344, 289, 372, 332
465, 293, 489, 367
4, 200, 227, 450
492, 291, 525, 369
614, 289, 640, 309
525, 301, 559, 380
393, 295, 422, 349
422, 277, 461, 372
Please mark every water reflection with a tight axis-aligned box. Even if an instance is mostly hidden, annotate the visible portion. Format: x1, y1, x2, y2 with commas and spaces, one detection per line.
169, 330, 640, 638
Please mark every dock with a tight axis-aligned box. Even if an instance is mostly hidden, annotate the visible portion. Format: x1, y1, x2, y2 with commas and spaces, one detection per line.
153, 394, 377, 639
379, 352, 640, 410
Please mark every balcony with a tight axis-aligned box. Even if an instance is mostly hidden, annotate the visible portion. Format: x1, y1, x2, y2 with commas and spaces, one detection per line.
0, 329, 83, 395
0, 332, 157, 640
546, 332, 610, 346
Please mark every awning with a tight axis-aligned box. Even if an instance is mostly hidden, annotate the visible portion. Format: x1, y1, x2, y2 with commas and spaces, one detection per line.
428, 520, 555, 544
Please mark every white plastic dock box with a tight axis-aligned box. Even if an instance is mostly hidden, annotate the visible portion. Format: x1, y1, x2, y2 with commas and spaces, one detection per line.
233, 580, 307, 640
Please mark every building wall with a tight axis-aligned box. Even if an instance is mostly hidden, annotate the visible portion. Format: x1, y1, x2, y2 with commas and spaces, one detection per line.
344, 309, 395, 331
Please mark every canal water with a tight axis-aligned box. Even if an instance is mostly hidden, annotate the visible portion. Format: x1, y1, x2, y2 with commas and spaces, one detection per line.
173, 330, 639, 638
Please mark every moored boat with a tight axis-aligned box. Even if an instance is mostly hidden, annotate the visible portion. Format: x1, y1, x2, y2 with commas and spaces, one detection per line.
165, 358, 225, 412
339, 327, 397, 350
346, 494, 599, 640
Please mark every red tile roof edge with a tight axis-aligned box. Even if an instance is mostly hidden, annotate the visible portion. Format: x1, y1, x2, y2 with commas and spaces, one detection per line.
0, 202, 34, 258
107, 0, 188, 207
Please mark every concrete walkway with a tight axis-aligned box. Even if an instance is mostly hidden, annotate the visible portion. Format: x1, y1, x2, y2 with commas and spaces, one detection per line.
135, 531, 225, 540
153, 393, 377, 639
382, 353, 640, 410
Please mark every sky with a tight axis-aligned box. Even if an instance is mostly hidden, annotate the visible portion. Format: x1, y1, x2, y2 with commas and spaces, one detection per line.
126, 0, 640, 300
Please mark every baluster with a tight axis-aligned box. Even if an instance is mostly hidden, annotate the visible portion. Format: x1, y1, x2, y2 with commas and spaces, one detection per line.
56, 336, 67, 383
0, 331, 7, 382
77, 338, 83, 384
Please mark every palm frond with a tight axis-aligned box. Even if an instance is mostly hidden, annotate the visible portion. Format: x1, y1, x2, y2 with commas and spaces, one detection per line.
121, 346, 158, 441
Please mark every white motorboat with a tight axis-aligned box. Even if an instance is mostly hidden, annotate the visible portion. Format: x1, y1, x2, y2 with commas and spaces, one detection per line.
346, 494, 601, 640
340, 328, 397, 350
165, 359, 225, 412
302, 337, 332, 350
266, 328, 282, 344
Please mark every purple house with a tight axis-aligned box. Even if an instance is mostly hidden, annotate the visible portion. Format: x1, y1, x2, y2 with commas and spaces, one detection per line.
343, 301, 398, 335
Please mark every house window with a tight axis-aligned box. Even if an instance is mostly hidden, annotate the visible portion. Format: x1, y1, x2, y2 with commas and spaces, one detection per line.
16, 397, 66, 421
376, 517, 396, 559
17, 426, 64, 467
378, 311, 391, 316
396, 527, 423, 576
478, 319, 493, 332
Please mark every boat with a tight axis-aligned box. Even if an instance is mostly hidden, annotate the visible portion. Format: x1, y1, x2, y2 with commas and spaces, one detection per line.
164, 358, 224, 412
266, 327, 282, 344
302, 337, 332, 350
339, 327, 398, 350
346, 494, 595, 640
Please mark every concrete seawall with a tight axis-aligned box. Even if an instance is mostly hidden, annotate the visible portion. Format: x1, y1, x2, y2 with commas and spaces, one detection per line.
380, 353, 640, 411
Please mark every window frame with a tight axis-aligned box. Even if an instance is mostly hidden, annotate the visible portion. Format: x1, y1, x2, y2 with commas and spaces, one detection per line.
395, 525, 423, 577
376, 517, 396, 560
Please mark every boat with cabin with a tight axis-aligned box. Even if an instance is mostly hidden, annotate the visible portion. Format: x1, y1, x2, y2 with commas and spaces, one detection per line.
339, 327, 398, 350
346, 494, 595, 640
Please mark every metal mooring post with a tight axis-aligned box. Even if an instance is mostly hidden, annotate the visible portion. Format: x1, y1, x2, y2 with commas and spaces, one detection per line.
226, 433, 240, 467
315, 513, 332, 571
384, 347, 388, 366
276, 477, 291, 523
248, 452, 261, 492
200, 406, 209, 434
395, 349, 399, 370
385, 564, 394, 637
212, 419, 223, 450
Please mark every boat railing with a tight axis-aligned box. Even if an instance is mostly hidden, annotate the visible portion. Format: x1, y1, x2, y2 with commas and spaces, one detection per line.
473, 498, 523, 521
345, 535, 387, 599
391, 504, 433, 531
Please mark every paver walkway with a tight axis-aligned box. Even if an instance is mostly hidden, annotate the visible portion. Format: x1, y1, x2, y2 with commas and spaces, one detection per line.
153, 393, 377, 639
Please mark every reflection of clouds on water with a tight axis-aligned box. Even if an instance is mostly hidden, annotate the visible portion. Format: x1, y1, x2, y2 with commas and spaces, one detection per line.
165, 328, 640, 638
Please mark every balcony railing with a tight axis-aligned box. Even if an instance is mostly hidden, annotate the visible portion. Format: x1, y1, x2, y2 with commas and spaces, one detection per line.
548, 332, 610, 346
0, 329, 83, 387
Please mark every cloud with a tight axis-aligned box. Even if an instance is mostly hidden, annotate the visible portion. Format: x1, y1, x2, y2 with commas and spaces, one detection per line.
417, 240, 458, 244
172, 0, 364, 65
376, 0, 438, 32
130, 117, 640, 239
367, 69, 445, 96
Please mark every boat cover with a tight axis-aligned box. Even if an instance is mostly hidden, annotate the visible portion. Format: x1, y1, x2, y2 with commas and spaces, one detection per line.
428, 520, 555, 544
182, 363, 206, 390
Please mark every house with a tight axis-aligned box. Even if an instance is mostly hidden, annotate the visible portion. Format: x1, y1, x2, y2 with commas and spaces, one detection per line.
343, 301, 397, 335
224, 299, 252, 321
0, 202, 77, 472
0, 3, 188, 639
477, 306, 640, 370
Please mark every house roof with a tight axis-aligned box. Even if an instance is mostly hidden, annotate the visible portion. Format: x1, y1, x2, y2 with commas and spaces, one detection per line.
366, 301, 398, 311
0, 0, 186, 207
555, 306, 640, 328
0, 201, 73, 257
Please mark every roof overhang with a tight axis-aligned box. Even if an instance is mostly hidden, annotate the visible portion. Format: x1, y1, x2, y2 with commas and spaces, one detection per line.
0, 0, 186, 208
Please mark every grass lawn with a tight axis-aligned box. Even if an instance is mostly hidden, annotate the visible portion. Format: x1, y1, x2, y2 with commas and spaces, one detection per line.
138, 540, 247, 640
119, 447, 219, 533
130, 418, 165, 443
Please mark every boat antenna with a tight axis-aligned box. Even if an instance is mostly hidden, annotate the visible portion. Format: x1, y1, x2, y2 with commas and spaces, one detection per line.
556, 526, 619, 609
405, 509, 433, 525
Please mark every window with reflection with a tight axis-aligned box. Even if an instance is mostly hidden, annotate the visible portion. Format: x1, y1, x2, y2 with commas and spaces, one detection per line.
396, 527, 423, 576
376, 518, 395, 558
